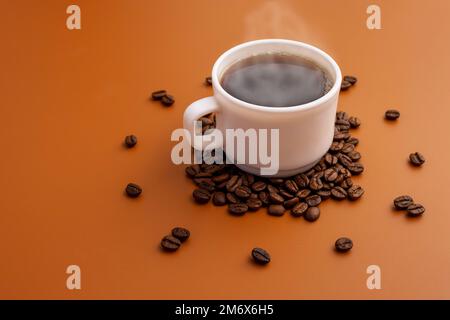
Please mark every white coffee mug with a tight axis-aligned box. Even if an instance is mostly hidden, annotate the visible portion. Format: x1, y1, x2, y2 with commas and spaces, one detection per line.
183, 39, 342, 177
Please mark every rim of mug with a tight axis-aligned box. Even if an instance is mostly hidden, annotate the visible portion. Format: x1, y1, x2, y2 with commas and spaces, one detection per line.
212, 39, 342, 113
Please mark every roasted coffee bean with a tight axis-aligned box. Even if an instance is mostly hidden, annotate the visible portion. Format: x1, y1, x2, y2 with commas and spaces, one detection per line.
385, 109, 400, 120
317, 190, 331, 200
335, 119, 351, 130
212, 173, 230, 183
304, 207, 320, 222
407, 203, 425, 217
161, 94, 175, 106
246, 198, 262, 211
284, 197, 300, 209
348, 185, 364, 200
244, 173, 255, 185
324, 168, 338, 182
347, 162, 364, 175
226, 192, 240, 204
193, 188, 211, 204
343, 75, 357, 85
125, 183, 142, 198
309, 176, 323, 191
341, 143, 355, 154
193, 177, 213, 185
151, 90, 166, 100
251, 181, 267, 192
294, 174, 309, 188
348, 151, 361, 161
348, 116, 361, 128
335, 237, 353, 252
235, 185, 252, 198
284, 180, 299, 194
291, 202, 308, 217
185, 164, 201, 178
250, 193, 258, 199
228, 203, 248, 215
226, 175, 242, 192
331, 186, 347, 200
267, 185, 279, 194
305, 169, 316, 178
269, 192, 285, 204
306, 194, 322, 207
252, 247, 271, 265
409, 152, 425, 166
338, 167, 352, 178
330, 141, 344, 153
296, 189, 311, 199
124, 134, 137, 148
340, 178, 353, 189
212, 192, 227, 206
205, 76, 212, 86
259, 191, 269, 206
268, 204, 286, 216
198, 181, 215, 193
195, 172, 212, 178
346, 136, 359, 145
203, 164, 225, 175
336, 111, 349, 120
171, 227, 190, 242
325, 153, 338, 166
334, 132, 350, 141
279, 189, 294, 199
393, 195, 414, 210
161, 235, 181, 251
341, 80, 352, 91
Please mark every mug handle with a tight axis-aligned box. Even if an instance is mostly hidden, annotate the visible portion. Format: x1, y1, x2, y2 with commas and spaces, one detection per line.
183, 96, 221, 150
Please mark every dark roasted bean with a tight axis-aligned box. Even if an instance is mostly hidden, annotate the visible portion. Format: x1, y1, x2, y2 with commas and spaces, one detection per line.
331, 186, 347, 200
304, 207, 320, 222
385, 109, 400, 120
252, 247, 271, 265
343, 75, 357, 85
335, 237, 353, 252
269, 192, 284, 204
171, 227, 190, 242
341, 80, 352, 91
346, 136, 359, 145
246, 198, 262, 211
267, 185, 279, 194
291, 202, 308, 217
294, 174, 309, 188
340, 178, 353, 189
317, 190, 331, 200
125, 183, 142, 198
348, 151, 361, 161
228, 203, 248, 215
226, 192, 240, 204
279, 189, 294, 199
324, 168, 338, 182
284, 197, 300, 209
193, 188, 211, 204
325, 153, 338, 166
284, 180, 299, 194
409, 152, 425, 166
212, 173, 230, 183
348, 116, 361, 128
161, 94, 175, 106
341, 143, 355, 154
269, 178, 284, 185
407, 203, 425, 217
151, 90, 166, 100
124, 134, 137, 148
212, 192, 227, 206
306, 194, 322, 207
309, 176, 323, 191
161, 235, 181, 251
235, 185, 252, 198
348, 185, 364, 200
251, 181, 267, 192
347, 162, 364, 175
393, 195, 414, 210
336, 111, 349, 120
296, 189, 311, 199
226, 175, 241, 192
185, 164, 201, 178
205, 76, 212, 86
330, 141, 344, 153
259, 191, 270, 206
268, 204, 285, 216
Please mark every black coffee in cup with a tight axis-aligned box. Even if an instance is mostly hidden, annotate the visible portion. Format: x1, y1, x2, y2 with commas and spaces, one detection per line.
221, 53, 332, 108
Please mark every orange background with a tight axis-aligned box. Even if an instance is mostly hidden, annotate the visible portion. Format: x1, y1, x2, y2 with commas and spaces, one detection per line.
1, 0, 450, 299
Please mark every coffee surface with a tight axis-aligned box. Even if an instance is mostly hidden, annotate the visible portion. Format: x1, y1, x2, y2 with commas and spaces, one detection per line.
221, 53, 332, 107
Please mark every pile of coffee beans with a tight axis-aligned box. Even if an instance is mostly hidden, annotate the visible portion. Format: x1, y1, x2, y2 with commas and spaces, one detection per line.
151, 90, 175, 106
161, 227, 191, 252
341, 75, 357, 91
185, 110, 365, 222
393, 195, 425, 217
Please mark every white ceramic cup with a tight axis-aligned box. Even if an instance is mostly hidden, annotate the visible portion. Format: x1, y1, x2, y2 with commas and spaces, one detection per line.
183, 39, 342, 177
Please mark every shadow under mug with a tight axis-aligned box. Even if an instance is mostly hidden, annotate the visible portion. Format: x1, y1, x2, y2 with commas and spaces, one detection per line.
183, 39, 342, 177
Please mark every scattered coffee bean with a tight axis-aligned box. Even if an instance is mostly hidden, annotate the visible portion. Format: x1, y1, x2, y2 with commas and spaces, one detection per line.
407, 203, 425, 217
331, 186, 347, 200
409, 152, 425, 166
335, 237, 353, 252
268, 204, 285, 216
161, 235, 181, 251
171, 227, 190, 242
348, 185, 364, 200
348, 116, 361, 128
161, 94, 175, 106
343, 75, 357, 85
205, 76, 212, 86
212, 192, 227, 206
291, 202, 308, 217
306, 194, 322, 207
393, 195, 414, 210
304, 207, 320, 222
192, 188, 211, 204
341, 80, 352, 91
246, 198, 262, 211
385, 109, 400, 120
252, 247, 271, 265
125, 183, 142, 198
151, 90, 166, 100
228, 203, 248, 215
124, 134, 137, 148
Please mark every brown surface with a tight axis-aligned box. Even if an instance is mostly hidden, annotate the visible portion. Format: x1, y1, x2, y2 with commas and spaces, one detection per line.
1, 0, 450, 299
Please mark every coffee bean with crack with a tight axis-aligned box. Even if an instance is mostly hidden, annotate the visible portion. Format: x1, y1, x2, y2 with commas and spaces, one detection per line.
393, 195, 414, 210
246, 198, 263, 211
212, 192, 227, 206
235, 185, 252, 198
284, 180, 299, 194
193, 188, 211, 204
291, 202, 308, 217
335, 237, 353, 252
407, 203, 425, 217
317, 190, 331, 200
325, 153, 338, 166
385, 109, 400, 120
309, 176, 324, 191
171, 227, 190, 242
348, 116, 361, 128
306, 194, 322, 207
251, 181, 267, 192
348, 185, 364, 200
409, 152, 425, 166
296, 189, 312, 199
259, 191, 270, 206
347, 162, 364, 175
252, 247, 271, 265
226, 175, 242, 192
330, 141, 344, 153
228, 203, 248, 215
341, 143, 355, 154
269, 192, 285, 204
161, 235, 181, 251
284, 197, 300, 209
324, 168, 338, 182
331, 186, 347, 200
226, 192, 240, 204
294, 174, 309, 188
279, 189, 294, 199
